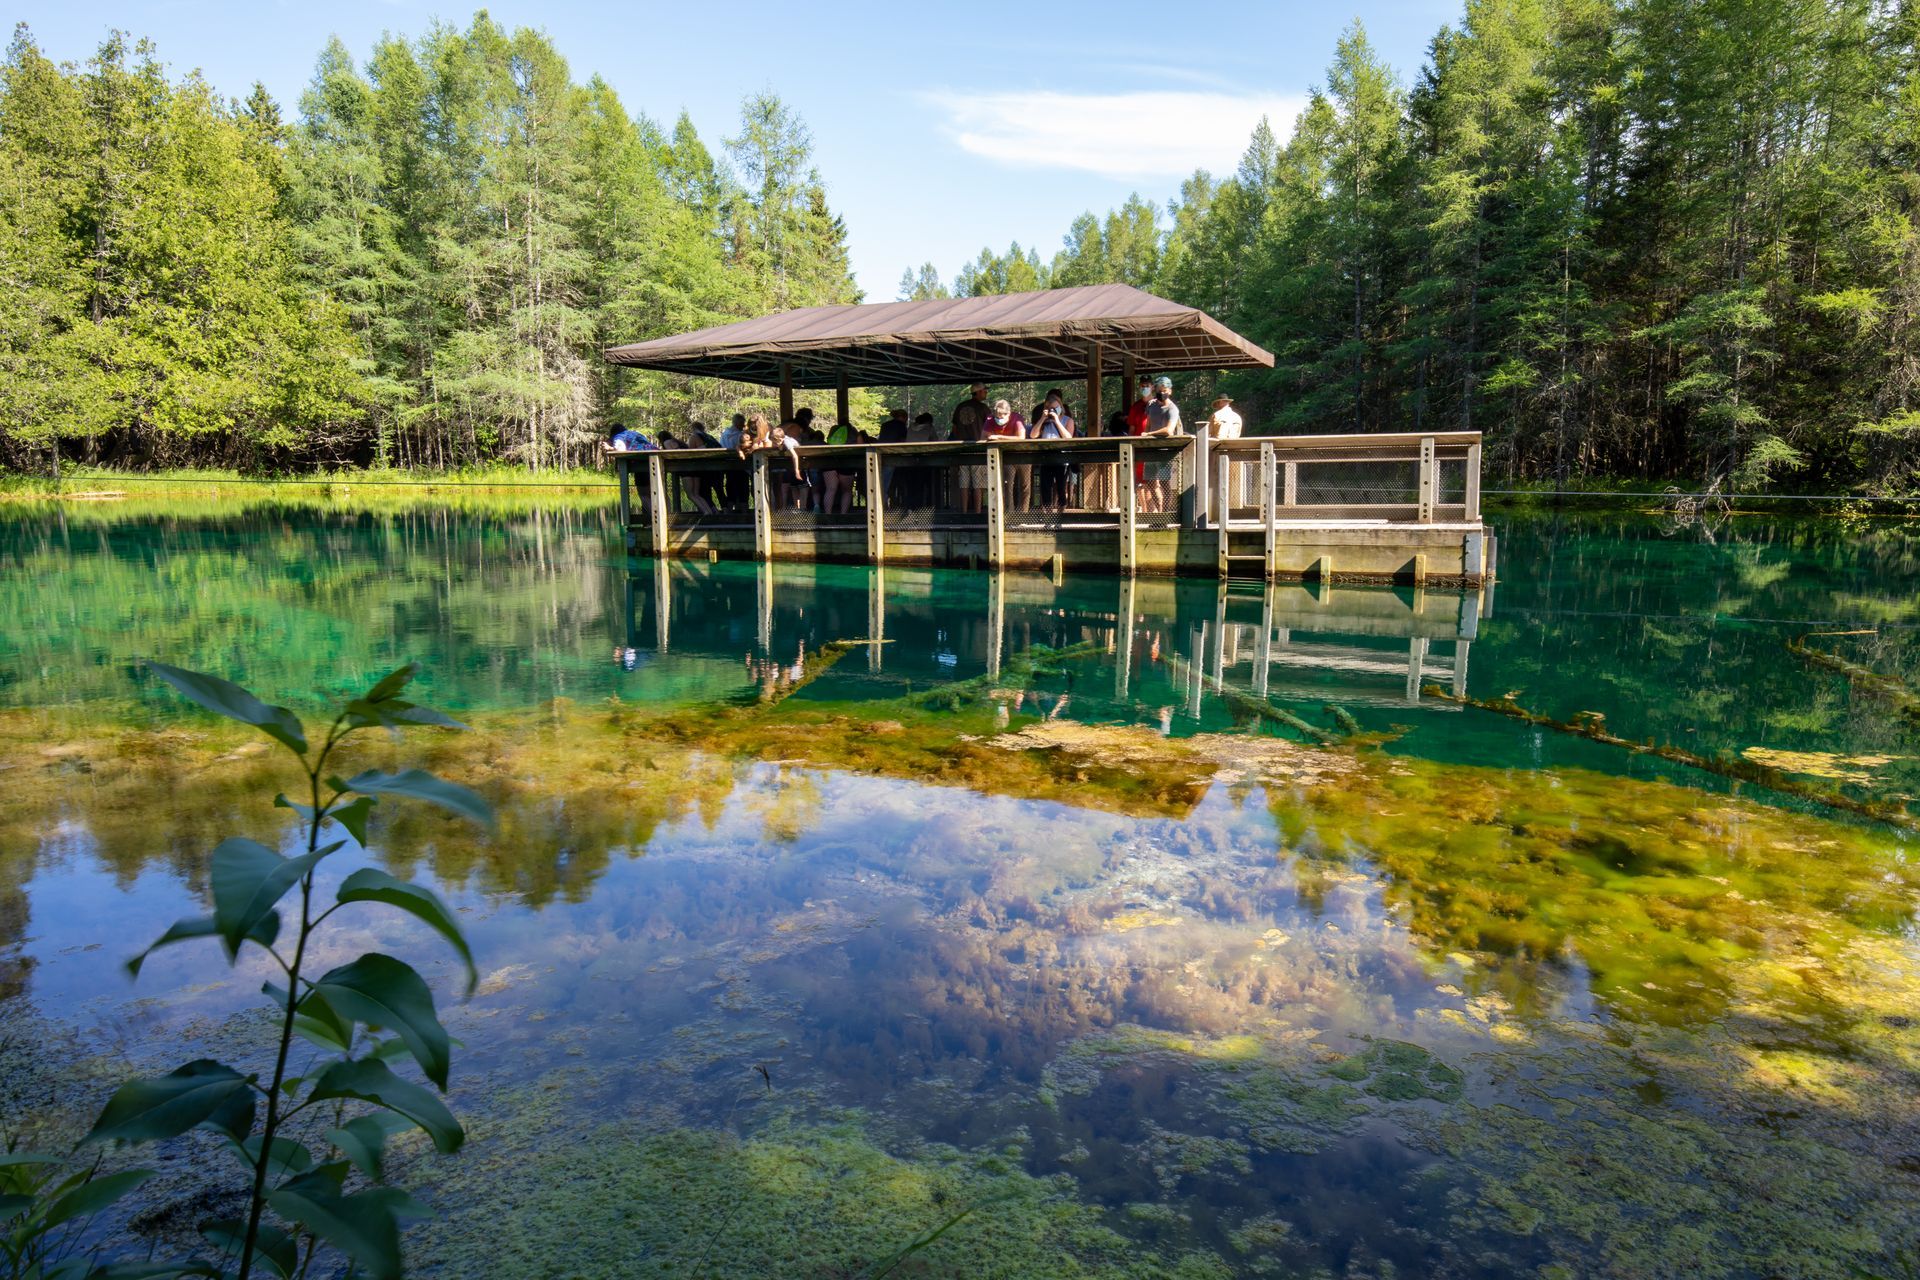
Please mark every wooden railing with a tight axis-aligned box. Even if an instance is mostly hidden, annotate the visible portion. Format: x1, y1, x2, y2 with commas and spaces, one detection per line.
609, 430, 1482, 564
1203, 431, 1482, 527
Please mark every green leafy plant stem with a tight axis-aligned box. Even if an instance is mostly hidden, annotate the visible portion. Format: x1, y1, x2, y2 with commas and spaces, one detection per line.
236, 709, 348, 1280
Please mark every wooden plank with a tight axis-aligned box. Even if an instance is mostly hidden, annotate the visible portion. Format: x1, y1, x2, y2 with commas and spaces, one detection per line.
654, 557, 671, 652
1417, 435, 1436, 522
1118, 441, 1137, 575
1260, 441, 1277, 580
835, 367, 850, 433
985, 447, 1005, 567
1465, 442, 1482, 522
864, 448, 884, 564
751, 453, 772, 560
987, 570, 1005, 680
1193, 419, 1210, 530
617, 454, 634, 552
1254, 584, 1273, 696
647, 452, 669, 556
779, 360, 795, 424
1283, 460, 1297, 508
1085, 341, 1102, 447
1216, 451, 1232, 569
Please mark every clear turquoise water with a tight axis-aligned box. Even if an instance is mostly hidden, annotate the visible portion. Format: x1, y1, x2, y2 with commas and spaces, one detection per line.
1, 501, 1916, 1278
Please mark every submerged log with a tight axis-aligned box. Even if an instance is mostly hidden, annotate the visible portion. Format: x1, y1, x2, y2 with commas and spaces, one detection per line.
1422, 684, 1916, 831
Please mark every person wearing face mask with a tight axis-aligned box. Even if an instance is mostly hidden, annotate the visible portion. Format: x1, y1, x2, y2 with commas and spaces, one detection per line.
984, 398, 1027, 517
1135, 376, 1183, 513
1032, 388, 1076, 512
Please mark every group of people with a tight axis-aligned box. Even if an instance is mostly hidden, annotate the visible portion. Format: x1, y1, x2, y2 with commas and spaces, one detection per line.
604, 375, 1244, 517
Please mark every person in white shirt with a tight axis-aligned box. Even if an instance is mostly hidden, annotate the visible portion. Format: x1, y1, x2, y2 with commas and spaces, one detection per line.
1207, 394, 1242, 440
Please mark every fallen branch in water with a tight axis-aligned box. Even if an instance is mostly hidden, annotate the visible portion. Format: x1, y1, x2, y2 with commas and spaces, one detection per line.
1422, 684, 1917, 830
901, 640, 1105, 712
1787, 631, 1920, 724
1163, 653, 1343, 744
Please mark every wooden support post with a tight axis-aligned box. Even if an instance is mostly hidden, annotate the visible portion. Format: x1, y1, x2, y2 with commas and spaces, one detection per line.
647, 452, 669, 557
617, 454, 634, 552
654, 557, 671, 652
868, 566, 885, 672
1254, 583, 1274, 697
751, 452, 772, 561
1115, 575, 1135, 701
985, 447, 1005, 567
1409, 553, 1428, 588
1451, 639, 1470, 699
1122, 353, 1137, 408
779, 361, 795, 425
1308, 554, 1332, 583
1084, 342, 1102, 448
1465, 441, 1482, 522
1187, 623, 1206, 718
756, 560, 773, 654
1193, 427, 1210, 530
987, 570, 1005, 680
1283, 461, 1298, 509
1210, 581, 1227, 684
835, 368, 850, 433
1260, 441, 1278, 580
1215, 451, 1232, 579
1118, 441, 1137, 575
1418, 435, 1436, 522
1050, 552, 1064, 583
1406, 637, 1429, 703
864, 448, 884, 564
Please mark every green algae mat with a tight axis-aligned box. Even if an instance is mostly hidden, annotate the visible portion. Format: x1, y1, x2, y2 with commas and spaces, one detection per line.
1, 501, 1917, 1278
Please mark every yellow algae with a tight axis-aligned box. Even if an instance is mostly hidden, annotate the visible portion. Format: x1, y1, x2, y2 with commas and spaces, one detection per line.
1741, 746, 1904, 781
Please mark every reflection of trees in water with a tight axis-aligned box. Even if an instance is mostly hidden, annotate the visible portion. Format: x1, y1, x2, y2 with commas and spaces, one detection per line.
0, 880, 32, 1002
0, 503, 616, 715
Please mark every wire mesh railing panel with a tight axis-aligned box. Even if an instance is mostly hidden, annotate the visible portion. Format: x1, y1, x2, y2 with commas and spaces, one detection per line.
1294, 459, 1420, 510
1135, 451, 1188, 529
886, 457, 983, 529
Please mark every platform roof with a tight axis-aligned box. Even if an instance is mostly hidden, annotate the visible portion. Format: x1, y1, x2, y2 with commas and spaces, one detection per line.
601, 283, 1275, 388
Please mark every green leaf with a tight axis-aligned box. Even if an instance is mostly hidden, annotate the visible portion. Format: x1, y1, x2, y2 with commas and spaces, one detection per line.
85, 1061, 249, 1145
202, 1218, 297, 1278
326, 1114, 400, 1182
329, 795, 377, 846
211, 838, 335, 960
200, 1085, 255, 1144
143, 661, 307, 756
287, 986, 354, 1054
364, 663, 418, 703
335, 869, 477, 994
127, 911, 280, 978
94, 1264, 221, 1279
311, 955, 451, 1088
0, 1191, 31, 1219
268, 1167, 425, 1280
342, 769, 493, 831
240, 1134, 312, 1183
273, 793, 315, 820
38, 1168, 156, 1229
307, 1058, 463, 1153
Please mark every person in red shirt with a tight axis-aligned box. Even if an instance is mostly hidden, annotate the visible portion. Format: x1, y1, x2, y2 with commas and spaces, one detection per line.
1126, 378, 1153, 506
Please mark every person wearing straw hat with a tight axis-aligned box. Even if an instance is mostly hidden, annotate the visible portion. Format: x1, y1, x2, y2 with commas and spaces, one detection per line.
1206, 394, 1241, 440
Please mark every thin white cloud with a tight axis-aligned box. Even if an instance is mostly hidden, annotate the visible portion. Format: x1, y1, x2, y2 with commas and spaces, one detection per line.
924, 89, 1305, 181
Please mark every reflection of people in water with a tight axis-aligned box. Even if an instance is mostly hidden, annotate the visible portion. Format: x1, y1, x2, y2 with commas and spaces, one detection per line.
745, 642, 807, 700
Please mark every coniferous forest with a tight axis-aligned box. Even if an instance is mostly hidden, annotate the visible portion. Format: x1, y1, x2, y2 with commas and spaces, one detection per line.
2, 1, 1918, 492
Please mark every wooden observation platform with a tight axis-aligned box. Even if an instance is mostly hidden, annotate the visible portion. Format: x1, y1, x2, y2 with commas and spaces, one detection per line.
602, 286, 1496, 586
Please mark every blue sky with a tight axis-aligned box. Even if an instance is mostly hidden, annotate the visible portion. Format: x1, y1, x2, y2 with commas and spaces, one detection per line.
13, 0, 1461, 298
